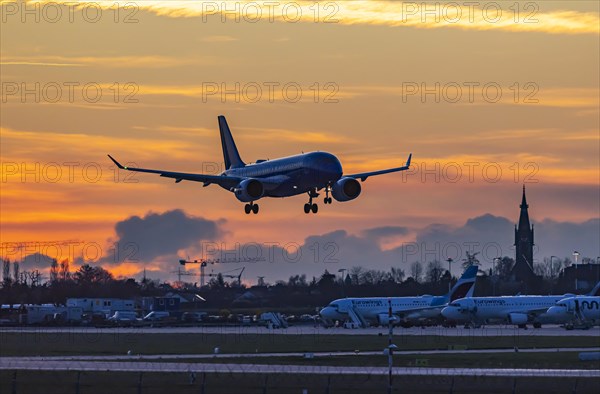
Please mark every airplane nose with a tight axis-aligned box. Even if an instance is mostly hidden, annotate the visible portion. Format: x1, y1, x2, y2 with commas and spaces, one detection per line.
441, 306, 458, 320
319, 307, 336, 319
546, 306, 566, 317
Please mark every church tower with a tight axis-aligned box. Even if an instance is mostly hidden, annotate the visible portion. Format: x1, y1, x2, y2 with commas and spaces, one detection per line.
513, 185, 535, 281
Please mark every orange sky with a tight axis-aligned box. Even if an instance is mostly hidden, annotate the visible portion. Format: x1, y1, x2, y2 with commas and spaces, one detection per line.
1, 1, 599, 281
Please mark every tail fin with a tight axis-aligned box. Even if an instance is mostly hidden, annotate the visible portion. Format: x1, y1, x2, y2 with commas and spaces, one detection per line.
588, 281, 600, 296
447, 265, 478, 302
218, 115, 245, 170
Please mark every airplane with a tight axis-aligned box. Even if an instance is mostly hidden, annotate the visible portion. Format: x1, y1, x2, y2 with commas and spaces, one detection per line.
545, 282, 600, 329
319, 265, 478, 328
108, 115, 412, 215
441, 293, 577, 329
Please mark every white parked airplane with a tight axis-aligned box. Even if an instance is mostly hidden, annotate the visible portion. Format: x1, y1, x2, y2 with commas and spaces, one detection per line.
546, 282, 600, 329
441, 295, 568, 328
319, 265, 478, 328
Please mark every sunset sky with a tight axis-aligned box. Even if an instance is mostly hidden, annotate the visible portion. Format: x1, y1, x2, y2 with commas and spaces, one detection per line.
1, 1, 599, 284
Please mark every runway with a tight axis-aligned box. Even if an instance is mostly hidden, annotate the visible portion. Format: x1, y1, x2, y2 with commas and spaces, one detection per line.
2, 325, 599, 336
2, 347, 599, 362
1, 358, 598, 378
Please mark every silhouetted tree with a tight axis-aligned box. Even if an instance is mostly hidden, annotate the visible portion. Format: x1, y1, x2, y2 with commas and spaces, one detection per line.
410, 261, 423, 283
426, 260, 444, 283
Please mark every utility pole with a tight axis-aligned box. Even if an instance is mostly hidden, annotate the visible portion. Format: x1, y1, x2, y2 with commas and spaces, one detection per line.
386, 298, 397, 394
573, 251, 580, 292
446, 257, 453, 293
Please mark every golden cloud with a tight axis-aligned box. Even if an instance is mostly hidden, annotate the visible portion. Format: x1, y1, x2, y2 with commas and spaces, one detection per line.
23, 0, 600, 35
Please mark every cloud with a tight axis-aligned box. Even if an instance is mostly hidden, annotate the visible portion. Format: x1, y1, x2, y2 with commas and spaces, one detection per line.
10, 212, 599, 283
27, 1, 600, 35
0, 55, 215, 68
101, 209, 223, 264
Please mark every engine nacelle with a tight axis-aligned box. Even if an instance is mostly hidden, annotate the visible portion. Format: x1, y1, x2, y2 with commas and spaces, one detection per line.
507, 313, 528, 325
377, 313, 399, 326
331, 177, 361, 202
233, 179, 264, 202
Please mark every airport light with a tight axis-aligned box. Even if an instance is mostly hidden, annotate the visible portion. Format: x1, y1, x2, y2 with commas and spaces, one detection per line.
446, 258, 453, 293
386, 298, 395, 394
573, 251, 580, 292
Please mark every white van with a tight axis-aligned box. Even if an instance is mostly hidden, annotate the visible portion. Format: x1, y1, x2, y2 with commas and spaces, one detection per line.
108, 311, 138, 322
143, 311, 170, 321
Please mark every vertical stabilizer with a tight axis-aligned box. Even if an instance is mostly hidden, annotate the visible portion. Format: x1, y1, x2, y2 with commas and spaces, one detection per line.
588, 281, 600, 296
218, 116, 245, 169
447, 265, 478, 302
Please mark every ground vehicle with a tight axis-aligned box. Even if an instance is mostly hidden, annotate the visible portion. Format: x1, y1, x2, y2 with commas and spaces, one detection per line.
143, 311, 170, 321
108, 311, 138, 323
181, 312, 207, 323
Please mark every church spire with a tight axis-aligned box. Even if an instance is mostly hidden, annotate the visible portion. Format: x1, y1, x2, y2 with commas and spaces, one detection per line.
518, 185, 531, 230
520, 185, 528, 209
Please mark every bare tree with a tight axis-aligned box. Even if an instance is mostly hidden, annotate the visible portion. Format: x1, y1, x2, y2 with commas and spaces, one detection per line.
389, 267, 405, 283
349, 266, 364, 285
410, 261, 423, 283
426, 260, 444, 283
2, 258, 11, 285
462, 251, 480, 269
59, 260, 70, 281
13, 261, 20, 284
50, 259, 59, 283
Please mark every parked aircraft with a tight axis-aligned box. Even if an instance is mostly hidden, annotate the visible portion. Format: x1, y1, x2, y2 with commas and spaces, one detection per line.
442, 281, 600, 329
545, 282, 600, 329
108, 116, 412, 214
319, 265, 478, 328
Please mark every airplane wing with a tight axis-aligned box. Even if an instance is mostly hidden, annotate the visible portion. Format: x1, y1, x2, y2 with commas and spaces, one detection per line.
346, 153, 412, 182
107, 155, 242, 188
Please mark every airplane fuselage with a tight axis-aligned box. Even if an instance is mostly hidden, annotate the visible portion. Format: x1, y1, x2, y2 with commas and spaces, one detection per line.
320, 295, 446, 323
442, 296, 566, 325
222, 151, 343, 197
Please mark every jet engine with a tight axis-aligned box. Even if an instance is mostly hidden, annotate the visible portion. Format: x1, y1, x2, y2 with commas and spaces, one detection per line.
377, 313, 398, 326
507, 313, 528, 325
233, 179, 264, 202
331, 177, 361, 202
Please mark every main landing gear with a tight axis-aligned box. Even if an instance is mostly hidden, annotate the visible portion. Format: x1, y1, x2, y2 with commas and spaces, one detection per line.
244, 202, 259, 215
304, 189, 319, 214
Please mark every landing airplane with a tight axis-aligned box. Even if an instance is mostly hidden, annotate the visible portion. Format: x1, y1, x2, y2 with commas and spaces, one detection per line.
108, 116, 411, 215
441, 294, 574, 328
319, 265, 478, 328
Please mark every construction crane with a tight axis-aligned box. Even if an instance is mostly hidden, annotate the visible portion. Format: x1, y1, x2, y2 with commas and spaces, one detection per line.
179, 257, 263, 287
170, 266, 197, 283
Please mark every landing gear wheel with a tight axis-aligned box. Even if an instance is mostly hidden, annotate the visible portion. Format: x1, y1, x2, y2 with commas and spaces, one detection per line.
311, 204, 318, 214
252, 204, 259, 214
324, 197, 332, 204
304, 203, 311, 214
244, 204, 252, 214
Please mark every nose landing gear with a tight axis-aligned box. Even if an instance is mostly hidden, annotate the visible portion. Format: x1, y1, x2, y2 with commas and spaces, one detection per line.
324, 184, 333, 204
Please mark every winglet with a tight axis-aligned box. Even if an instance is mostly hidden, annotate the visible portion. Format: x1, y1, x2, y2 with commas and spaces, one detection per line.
406, 153, 412, 168
107, 154, 125, 169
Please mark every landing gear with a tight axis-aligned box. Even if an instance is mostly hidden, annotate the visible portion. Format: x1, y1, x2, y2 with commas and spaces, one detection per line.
324, 184, 333, 204
244, 202, 259, 214
304, 203, 318, 214
304, 189, 319, 214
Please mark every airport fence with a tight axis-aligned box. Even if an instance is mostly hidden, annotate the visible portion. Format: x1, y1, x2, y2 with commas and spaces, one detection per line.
1, 365, 600, 394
